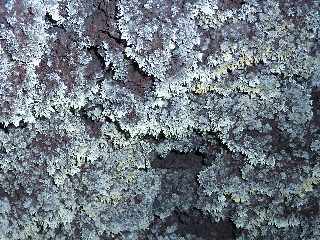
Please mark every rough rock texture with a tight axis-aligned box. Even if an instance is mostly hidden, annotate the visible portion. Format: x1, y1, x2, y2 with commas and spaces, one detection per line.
0, 0, 319, 239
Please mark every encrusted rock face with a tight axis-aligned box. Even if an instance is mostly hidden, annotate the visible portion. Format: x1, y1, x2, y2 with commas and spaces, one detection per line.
0, 0, 319, 239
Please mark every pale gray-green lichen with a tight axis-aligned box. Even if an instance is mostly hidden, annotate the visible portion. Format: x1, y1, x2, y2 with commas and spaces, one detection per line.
0, 0, 319, 239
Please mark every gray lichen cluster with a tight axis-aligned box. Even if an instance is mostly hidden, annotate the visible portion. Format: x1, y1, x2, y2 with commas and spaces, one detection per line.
0, 0, 319, 239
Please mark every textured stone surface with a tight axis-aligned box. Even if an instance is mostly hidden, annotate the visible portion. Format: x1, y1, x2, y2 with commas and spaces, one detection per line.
0, 0, 319, 239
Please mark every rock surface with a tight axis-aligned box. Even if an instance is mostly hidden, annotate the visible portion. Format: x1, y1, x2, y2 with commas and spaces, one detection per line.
0, 0, 319, 239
